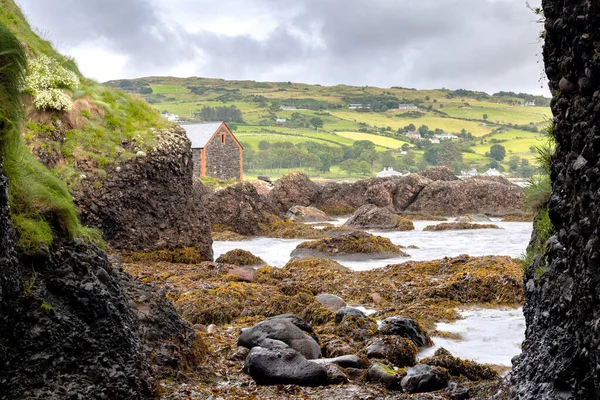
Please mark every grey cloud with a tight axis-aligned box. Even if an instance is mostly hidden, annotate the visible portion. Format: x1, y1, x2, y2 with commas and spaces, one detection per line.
17, 0, 545, 94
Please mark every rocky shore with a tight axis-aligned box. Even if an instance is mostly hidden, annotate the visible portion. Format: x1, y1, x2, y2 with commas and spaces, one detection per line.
122, 253, 523, 398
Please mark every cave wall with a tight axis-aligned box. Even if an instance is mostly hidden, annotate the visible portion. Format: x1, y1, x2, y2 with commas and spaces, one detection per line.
510, 1, 600, 398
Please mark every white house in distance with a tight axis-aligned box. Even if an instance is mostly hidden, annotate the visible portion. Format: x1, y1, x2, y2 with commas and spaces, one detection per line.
161, 112, 180, 122
280, 105, 297, 111
377, 167, 404, 178
398, 104, 418, 110
405, 131, 422, 140
348, 104, 362, 110
436, 133, 458, 140
482, 168, 502, 176
275, 118, 287, 125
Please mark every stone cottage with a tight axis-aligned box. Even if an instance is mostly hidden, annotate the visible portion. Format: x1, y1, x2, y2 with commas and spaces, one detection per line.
183, 122, 243, 180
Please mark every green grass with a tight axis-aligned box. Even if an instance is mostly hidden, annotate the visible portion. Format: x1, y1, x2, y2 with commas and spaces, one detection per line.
0, 22, 103, 253
443, 106, 550, 125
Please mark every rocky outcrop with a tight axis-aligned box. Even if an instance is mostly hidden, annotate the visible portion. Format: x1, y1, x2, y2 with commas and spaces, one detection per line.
76, 126, 213, 260
0, 166, 203, 399
204, 181, 282, 235
344, 204, 414, 231
379, 317, 433, 347
510, 1, 600, 398
269, 172, 321, 214
0, 237, 154, 399
406, 176, 523, 216
418, 166, 459, 181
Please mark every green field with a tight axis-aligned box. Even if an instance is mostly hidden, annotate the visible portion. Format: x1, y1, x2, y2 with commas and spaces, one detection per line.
105, 76, 552, 177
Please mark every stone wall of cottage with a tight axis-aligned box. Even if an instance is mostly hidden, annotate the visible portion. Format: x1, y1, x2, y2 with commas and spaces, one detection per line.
204, 128, 241, 180
191, 148, 202, 179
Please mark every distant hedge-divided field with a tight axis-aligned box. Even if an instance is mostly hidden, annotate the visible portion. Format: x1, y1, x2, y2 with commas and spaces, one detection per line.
106, 77, 552, 179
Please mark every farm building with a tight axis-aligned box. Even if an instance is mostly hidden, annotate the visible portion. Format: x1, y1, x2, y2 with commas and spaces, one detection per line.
183, 122, 243, 180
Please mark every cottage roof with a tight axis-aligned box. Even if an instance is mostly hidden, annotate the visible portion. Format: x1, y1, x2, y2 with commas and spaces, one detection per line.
183, 122, 224, 148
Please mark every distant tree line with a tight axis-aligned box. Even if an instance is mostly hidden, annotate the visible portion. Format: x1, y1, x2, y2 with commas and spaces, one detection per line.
197, 105, 243, 123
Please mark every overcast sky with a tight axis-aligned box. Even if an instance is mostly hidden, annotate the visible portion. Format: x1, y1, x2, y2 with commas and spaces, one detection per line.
17, 0, 547, 95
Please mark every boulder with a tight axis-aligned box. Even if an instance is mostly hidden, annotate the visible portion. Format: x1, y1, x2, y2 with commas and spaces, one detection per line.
269, 172, 322, 214
315, 293, 347, 311
238, 317, 321, 359
344, 204, 414, 231
420, 347, 498, 381
265, 314, 320, 344
366, 337, 418, 367
203, 181, 282, 235
243, 346, 329, 386
291, 230, 409, 261
323, 363, 349, 385
379, 317, 433, 347
286, 206, 333, 223
401, 364, 449, 393
406, 176, 523, 216
335, 307, 367, 324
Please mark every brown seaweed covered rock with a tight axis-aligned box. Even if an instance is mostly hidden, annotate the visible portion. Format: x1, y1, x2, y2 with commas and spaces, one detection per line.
216, 249, 265, 266
203, 181, 282, 235
423, 222, 501, 231
291, 231, 409, 260
421, 348, 498, 381
345, 204, 414, 231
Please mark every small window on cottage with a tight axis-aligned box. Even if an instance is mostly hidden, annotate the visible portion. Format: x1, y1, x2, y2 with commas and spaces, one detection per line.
220, 132, 226, 144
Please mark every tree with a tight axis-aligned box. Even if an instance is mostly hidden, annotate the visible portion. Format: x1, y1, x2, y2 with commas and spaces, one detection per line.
339, 159, 360, 175
424, 141, 463, 167
489, 144, 506, 161
483, 114, 488, 121
310, 117, 324, 130
508, 156, 520, 171
401, 143, 411, 151
258, 140, 271, 150
358, 161, 372, 175
380, 152, 397, 169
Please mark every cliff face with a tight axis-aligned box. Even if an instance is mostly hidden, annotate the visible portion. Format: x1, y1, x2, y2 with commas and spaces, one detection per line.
75, 126, 213, 260
510, 1, 600, 398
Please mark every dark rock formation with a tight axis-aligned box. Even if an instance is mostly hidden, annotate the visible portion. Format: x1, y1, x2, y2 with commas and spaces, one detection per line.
401, 364, 449, 394
76, 126, 213, 259
243, 346, 329, 386
379, 317, 433, 347
310, 355, 365, 369
366, 362, 402, 389
0, 165, 202, 399
0, 237, 154, 399
510, 1, 600, 398
269, 172, 322, 214
203, 180, 281, 235
238, 317, 322, 359
344, 204, 414, 230
406, 176, 523, 215
419, 166, 459, 181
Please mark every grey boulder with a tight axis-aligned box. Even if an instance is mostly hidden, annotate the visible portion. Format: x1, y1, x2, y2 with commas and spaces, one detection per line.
379, 317, 432, 347
401, 364, 449, 393
243, 347, 329, 386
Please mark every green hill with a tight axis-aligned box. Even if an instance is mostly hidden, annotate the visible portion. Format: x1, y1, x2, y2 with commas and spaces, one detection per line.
107, 76, 551, 178
0, 0, 168, 253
